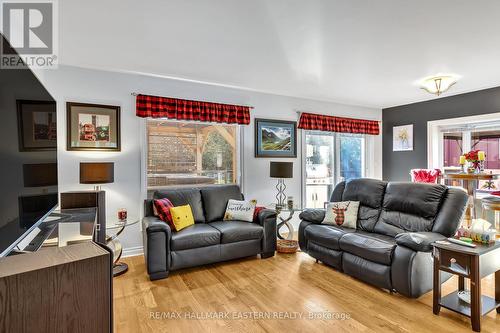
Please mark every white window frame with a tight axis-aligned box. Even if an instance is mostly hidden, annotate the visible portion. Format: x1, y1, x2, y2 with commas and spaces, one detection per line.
140, 118, 244, 201
427, 112, 500, 170
300, 130, 371, 208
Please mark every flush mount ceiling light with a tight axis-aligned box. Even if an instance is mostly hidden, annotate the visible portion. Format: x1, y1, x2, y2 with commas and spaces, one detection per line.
419, 74, 460, 96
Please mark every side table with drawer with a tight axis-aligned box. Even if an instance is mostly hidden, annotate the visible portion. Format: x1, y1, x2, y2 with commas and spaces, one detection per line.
432, 241, 500, 332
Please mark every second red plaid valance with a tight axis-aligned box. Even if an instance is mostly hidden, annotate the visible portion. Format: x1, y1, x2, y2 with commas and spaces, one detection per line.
136, 94, 251, 125
298, 112, 380, 135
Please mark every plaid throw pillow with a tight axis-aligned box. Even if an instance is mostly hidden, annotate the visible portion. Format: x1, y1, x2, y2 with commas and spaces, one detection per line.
253, 206, 266, 221
153, 198, 175, 229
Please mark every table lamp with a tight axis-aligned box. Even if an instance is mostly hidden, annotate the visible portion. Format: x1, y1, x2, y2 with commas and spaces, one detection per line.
270, 161, 293, 209
80, 162, 114, 190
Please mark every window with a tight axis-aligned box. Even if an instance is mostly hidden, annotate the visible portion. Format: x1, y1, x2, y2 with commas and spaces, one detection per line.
443, 132, 463, 167
440, 126, 500, 170
146, 120, 239, 196
303, 131, 366, 208
339, 133, 365, 181
471, 130, 500, 169
431, 118, 500, 189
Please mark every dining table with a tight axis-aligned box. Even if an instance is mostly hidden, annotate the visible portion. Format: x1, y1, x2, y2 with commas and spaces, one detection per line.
442, 172, 498, 227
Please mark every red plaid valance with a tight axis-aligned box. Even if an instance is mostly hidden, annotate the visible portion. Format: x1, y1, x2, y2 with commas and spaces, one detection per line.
135, 94, 251, 125
298, 112, 380, 135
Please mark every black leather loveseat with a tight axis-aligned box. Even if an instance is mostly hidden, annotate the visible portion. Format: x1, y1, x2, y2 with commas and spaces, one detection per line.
299, 178, 468, 298
142, 185, 277, 280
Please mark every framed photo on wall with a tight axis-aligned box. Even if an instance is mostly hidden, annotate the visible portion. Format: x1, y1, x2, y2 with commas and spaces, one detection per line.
393, 124, 413, 151
254, 118, 297, 158
17, 100, 57, 151
67, 102, 121, 151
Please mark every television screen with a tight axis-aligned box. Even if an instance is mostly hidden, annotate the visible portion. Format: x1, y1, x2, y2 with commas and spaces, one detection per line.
0, 34, 58, 256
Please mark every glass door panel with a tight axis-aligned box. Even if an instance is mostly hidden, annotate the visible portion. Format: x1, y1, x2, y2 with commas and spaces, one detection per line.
339, 134, 365, 182
305, 132, 334, 208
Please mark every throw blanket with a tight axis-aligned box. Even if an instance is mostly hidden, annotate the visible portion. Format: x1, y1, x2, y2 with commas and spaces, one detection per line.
411, 169, 442, 183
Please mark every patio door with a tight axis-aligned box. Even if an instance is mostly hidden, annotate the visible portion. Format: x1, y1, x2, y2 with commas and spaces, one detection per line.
303, 131, 365, 208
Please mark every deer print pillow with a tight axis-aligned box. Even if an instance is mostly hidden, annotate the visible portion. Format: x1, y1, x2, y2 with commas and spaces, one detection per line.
322, 201, 360, 229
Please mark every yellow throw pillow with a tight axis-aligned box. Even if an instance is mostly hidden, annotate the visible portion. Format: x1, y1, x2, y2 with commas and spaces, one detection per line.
169, 205, 195, 231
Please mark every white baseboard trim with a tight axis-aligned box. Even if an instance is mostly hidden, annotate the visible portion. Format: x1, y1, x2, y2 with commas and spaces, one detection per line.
122, 246, 144, 258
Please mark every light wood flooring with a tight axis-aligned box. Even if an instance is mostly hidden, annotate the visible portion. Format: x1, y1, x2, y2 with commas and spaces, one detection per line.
114, 252, 499, 333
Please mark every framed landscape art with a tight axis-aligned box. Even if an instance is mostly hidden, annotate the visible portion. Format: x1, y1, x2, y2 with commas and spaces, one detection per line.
254, 118, 297, 158
67, 102, 121, 151
17, 100, 57, 151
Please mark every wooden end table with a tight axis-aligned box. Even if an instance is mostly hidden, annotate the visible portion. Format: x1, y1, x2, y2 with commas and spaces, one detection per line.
432, 240, 500, 332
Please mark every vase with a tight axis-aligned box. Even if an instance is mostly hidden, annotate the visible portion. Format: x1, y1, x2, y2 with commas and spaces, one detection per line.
466, 161, 481, 174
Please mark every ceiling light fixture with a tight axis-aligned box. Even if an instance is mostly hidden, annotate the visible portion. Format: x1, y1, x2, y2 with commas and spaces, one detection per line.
419, 74, 460, 96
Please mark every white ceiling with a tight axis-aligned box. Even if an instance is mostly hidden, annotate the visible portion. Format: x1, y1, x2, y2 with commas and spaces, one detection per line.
58, 0, 500, 108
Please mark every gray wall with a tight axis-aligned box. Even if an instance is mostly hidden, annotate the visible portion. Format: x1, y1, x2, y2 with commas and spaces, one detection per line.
383, 86, 500, 181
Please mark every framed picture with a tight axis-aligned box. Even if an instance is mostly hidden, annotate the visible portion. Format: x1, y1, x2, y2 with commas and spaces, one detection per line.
67, 102, 121, 151
393, 124, 413, 151
17, 100, 57, 151
255, 118, 297, 158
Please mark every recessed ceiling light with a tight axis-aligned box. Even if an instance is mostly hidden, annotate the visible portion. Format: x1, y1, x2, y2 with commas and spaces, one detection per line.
418, 74, 461, 96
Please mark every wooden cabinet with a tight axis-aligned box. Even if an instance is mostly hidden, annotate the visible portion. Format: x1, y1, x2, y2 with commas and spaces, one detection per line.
0, 242, 113, 333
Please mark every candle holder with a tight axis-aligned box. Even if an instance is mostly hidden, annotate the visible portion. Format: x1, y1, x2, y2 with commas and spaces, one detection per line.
460, 162, 466, 173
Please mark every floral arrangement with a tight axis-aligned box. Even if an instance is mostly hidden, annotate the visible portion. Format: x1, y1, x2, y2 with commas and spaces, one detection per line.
463, 149, 485, 172
464, 150, 480, 168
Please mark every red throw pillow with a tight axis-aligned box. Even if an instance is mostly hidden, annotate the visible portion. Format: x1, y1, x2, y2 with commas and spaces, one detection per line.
153, 198, 175, 229
253, 206, 266, 221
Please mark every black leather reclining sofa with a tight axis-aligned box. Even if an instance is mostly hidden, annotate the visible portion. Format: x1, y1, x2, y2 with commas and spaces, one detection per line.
299, 178, 468, 298
142, 185, 277, 280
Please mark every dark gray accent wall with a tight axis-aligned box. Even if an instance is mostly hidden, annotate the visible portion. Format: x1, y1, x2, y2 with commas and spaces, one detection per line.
383, 86, 500, 181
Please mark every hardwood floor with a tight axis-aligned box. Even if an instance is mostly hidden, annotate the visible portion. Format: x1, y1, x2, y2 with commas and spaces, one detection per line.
114, 252, 499, 333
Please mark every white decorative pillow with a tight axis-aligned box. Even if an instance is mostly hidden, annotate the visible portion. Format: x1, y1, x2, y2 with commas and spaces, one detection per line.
322, 201, 360, 229
224, 199, 257, 222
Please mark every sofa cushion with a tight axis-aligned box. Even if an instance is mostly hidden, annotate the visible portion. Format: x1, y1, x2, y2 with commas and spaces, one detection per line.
382, 182, 447, 218
304, 224, 355, 250
432, 188, 469, 237
340, 178, 387, 232
209, 221, 263, 244
201, 185, 243, 222
374, 182, 447, 237
339, 232, 396, 265
341, 178, 387, 209
154, 188, 205, 223
171, 224, 220, 251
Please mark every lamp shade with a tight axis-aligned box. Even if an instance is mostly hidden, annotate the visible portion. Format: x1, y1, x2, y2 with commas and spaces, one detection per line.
270, 162, 293, 179
80, 162, 114, 184
23, 163, 58, 187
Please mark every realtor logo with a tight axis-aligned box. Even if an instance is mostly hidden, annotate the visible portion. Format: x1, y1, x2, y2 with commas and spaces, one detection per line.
1, 0, 58, 68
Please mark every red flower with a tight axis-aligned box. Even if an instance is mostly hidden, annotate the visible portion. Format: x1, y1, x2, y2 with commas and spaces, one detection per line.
464, 150, 479, 162
464, 150, 482, 169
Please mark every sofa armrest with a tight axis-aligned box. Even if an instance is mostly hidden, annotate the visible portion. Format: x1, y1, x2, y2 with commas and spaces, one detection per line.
395, 232, 447, 252
256, 209, 277, 254
255, 209, 276, 226
299, 209, 325, 224
142, 216, 172, 280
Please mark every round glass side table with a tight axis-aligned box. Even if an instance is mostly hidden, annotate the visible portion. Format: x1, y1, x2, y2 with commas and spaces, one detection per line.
267, 205, 303, 240
106, 218, 139, 277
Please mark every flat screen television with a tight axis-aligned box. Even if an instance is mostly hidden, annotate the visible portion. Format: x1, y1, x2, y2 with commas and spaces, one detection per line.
0, 34, 58, 257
